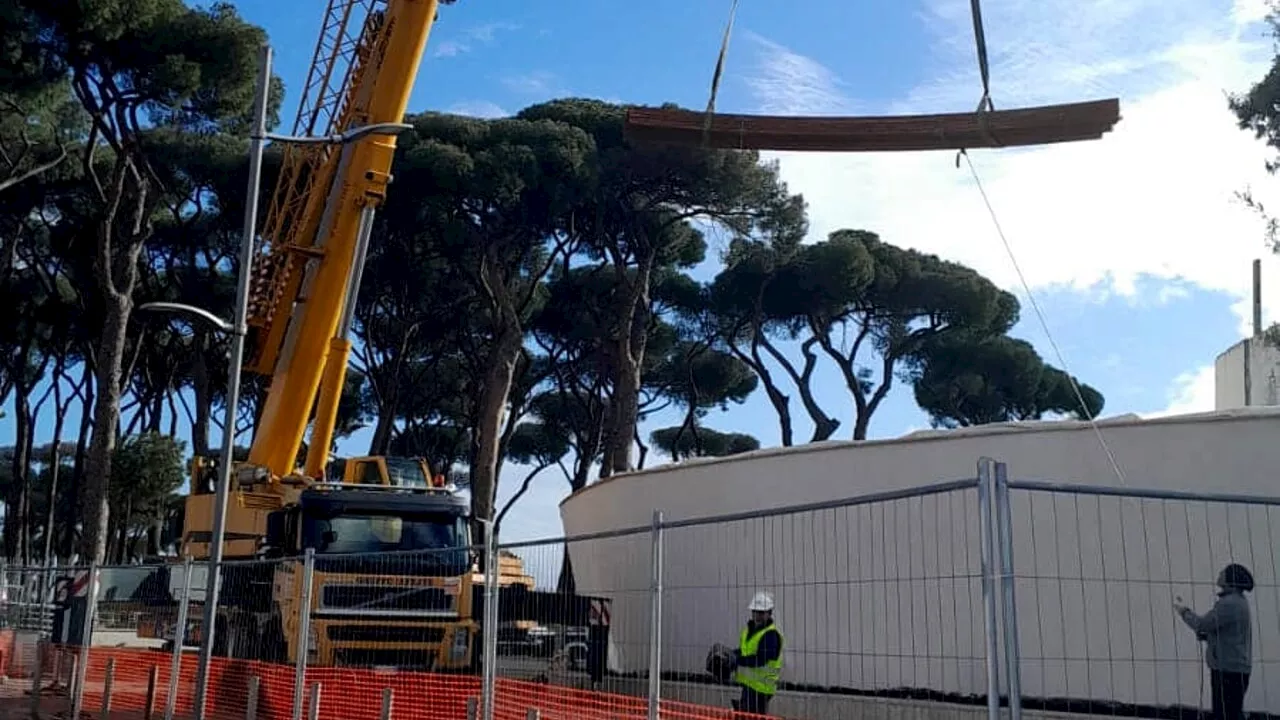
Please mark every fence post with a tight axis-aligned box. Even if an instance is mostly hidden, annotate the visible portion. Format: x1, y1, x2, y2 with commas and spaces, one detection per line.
977, 459, 1001, 720
291, 548, 316, 720
99, 657, 116, 720
49, 647, 62, 691
466, 697, 478, 720
29, 639, 44, 720
165, 556, 194, 720
994, 462, 1024, 720
480, 520, 499, 720
69, 563, 100, 720
246, 676, 260, 720
67, 655, 78, 701
379, 688, 393, 720
526, 709, 541, 720
306, 682, 322, 720
40, 565, 56, 640
145, 665, 160, 720
646, 510, 665, 720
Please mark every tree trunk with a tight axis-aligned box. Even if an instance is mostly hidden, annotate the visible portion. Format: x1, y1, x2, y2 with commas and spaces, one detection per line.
603, 260, 653, 477
7, 387, 31, 562
759, 335, 837, 443
369, 405, 398, 455
570, 441, 595, 492
119, 496, 134, 563
190, 332, 212, 456
147, 518, 162, 556
80, 291, 132, 565
44, 372, 67, 565
850, 355, 895, 441
751, 347, 794, 447
147, 391, 164, 434
469, 325, 524, 539
634, 426, 648, 469
21, 417, 34, 565
605, 356, 641, 476
64, 363, 94, 560
104, 515, 116, 566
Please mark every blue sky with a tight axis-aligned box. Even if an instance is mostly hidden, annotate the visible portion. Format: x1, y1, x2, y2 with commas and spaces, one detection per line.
4, 0, 1280, 548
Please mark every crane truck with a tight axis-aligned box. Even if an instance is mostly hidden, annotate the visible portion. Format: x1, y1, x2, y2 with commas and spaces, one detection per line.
134, 0, 611, 676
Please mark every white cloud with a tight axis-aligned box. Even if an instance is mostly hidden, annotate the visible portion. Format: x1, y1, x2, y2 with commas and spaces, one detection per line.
445, 100, 508, 119
1149, 365, 1217, 416
432, 22, 520, 58
1232, 0, 1273, 25
742, 0, 1280, 340
502, 71, 560, 95
433, 40, 469, 58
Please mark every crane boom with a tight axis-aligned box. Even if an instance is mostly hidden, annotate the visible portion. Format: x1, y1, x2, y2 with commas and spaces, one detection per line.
247, 0, 382, 373
245, 0, 440, 478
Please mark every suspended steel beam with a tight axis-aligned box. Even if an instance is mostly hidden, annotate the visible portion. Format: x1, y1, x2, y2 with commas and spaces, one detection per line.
624, 98, 1121, 152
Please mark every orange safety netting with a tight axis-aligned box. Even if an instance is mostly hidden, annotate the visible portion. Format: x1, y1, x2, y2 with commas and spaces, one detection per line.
32, 645, 752, 720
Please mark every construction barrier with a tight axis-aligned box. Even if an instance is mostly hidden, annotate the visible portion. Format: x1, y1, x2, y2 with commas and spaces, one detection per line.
24, 645, 746, 720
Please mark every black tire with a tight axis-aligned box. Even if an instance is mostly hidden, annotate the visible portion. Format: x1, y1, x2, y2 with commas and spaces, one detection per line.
568, 644, 587, 670
537, 636, 557, 658
227, 615, 262, 660
468, 629, 483, 676
212, 616, 230, 657
260, 615, 286, 664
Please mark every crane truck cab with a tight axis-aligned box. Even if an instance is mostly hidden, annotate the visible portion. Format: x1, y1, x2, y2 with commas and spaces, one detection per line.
147, 454, 486, 672
245, 481, 481, 670
145, 453, 614, 681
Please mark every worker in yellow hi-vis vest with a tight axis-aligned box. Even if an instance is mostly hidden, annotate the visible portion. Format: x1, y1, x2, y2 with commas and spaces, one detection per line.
731, 591, 784, 717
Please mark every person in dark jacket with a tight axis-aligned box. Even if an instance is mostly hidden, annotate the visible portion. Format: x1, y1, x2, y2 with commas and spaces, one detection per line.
1175, 563, 1254, 720
732, 591, 784, 717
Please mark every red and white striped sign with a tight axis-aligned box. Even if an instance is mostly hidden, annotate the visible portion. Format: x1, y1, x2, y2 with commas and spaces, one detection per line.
589, 599, 610, 627
54, 570, 91, 603
71, 570, 90, 597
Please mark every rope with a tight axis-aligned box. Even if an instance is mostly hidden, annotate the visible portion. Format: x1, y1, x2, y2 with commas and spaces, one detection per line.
959, 149, 1130, 488
959, 0, 1000, 160
969, 0, 992, 108
702, 0, 741, 147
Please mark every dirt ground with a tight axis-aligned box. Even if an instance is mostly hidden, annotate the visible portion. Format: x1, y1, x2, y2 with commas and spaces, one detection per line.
0, 678, 157, 720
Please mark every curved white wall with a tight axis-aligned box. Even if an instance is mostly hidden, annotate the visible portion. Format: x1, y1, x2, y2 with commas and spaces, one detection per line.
559, 409, 1280, 713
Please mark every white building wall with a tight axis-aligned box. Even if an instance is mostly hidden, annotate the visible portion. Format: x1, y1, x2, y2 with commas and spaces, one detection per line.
560, 410, 1280, 713
1215, 337, 1280, 409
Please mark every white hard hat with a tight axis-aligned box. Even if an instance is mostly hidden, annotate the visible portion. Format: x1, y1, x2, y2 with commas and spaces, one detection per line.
748, 591, 774, 612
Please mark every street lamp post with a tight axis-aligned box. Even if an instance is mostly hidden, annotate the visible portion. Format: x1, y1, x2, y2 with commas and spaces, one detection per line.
141, 43, 271, 720
185, 42, 274, 720
138, 46, 413, 720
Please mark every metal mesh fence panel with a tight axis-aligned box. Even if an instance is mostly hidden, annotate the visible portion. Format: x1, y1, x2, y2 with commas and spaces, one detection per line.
292, 546, 481, 672
492, 530, 654, 719
297, 545, 485, 720
20, 459, 1280, 720
1004, 483, 1280, 718
656, 482, 988, 720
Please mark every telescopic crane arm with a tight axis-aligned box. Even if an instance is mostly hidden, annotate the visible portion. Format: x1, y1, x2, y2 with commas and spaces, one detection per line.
242, 0, 441, 482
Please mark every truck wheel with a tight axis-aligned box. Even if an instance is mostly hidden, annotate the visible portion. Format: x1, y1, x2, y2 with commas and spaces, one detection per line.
212, 616, 230, 657
568, 644, 587, 670
468, 630, 483, 675
260, 616, 286, 664
227, 616, 263, 660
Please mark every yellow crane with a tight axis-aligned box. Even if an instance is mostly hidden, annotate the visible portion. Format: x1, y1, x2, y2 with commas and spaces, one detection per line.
248, 0, 433, 486
183, 0, 443, 557
150, 0, 498, 677
149, 0, 611, 692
